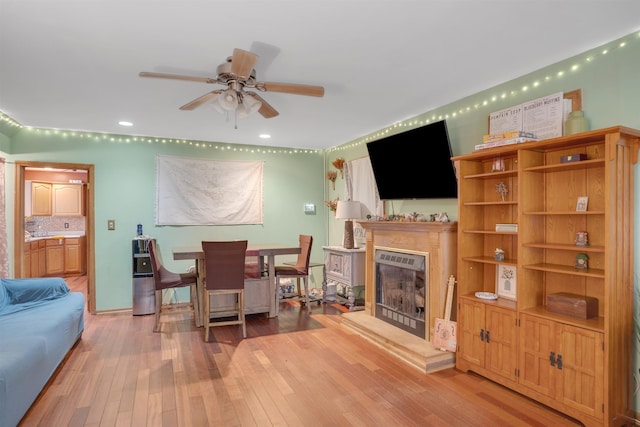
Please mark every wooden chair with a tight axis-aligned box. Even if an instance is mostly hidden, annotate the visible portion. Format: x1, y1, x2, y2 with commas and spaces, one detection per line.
148, 240, 198, 332
275, 235, 314, 307
201, 240, 248, 341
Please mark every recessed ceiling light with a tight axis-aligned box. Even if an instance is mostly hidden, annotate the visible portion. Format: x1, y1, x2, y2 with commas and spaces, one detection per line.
118, 121, 133, 127
259, 134, 271, 139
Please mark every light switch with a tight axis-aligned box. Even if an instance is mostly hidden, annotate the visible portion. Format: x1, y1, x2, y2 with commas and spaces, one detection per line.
107, 219, 116, 230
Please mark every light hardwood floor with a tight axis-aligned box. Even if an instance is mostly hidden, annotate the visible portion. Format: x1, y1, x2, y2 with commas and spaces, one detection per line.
19, 276, 581, 426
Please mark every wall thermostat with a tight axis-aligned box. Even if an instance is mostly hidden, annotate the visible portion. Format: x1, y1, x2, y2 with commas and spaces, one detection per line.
303, 203, 316, 214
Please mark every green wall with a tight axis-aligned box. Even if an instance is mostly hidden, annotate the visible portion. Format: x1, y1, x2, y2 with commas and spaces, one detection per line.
3, 134, 327, 310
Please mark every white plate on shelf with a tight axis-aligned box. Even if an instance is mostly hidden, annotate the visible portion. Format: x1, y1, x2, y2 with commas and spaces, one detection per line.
475, 292, 498, 300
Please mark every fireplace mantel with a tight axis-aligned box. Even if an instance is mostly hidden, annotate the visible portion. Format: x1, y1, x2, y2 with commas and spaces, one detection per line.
358, 221, 457, 342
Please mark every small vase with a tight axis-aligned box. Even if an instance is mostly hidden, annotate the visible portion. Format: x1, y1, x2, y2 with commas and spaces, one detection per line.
564, 110, 589, 135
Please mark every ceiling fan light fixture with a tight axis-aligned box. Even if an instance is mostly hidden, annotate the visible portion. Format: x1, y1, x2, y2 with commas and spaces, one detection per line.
237, 94, 262, 119
218, 88, 238, 111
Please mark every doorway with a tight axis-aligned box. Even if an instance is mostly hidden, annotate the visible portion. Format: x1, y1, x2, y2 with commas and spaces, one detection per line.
13, 161, 96, 314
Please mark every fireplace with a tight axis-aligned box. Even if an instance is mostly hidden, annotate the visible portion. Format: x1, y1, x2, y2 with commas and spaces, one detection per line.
374, 248, 428, 338
357, 221, 457, 344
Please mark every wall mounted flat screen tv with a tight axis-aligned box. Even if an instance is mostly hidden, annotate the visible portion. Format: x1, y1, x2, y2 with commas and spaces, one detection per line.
366, 120, 457, 200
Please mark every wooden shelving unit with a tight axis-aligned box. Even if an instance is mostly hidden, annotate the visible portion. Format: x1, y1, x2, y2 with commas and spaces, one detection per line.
453, 126, 640, 426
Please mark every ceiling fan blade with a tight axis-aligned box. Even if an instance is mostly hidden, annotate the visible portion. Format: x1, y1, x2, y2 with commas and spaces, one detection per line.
246, 92, 279, 118
231, 49, 258, 80
139, 71, 220, 84
259, 81, 324, 97
179, 90, 223, 110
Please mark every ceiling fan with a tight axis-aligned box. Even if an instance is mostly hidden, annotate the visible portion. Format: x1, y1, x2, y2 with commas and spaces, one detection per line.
139, 48, 324, 120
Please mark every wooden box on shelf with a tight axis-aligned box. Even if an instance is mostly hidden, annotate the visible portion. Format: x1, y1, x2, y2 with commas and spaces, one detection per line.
546, 292, 598, 319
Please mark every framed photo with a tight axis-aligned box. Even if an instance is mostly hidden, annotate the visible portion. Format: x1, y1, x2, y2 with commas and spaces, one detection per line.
496, 264, 517, 300
576, 196, 589, 212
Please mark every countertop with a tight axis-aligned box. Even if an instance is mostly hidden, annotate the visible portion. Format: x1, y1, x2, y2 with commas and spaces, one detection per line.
25, 231, 85, 242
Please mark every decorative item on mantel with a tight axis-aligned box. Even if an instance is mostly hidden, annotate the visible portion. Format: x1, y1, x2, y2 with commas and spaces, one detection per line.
332, 157, 345, 178
326, 170, 337, 190
495, 182, 508, 202
494, 248, 505, 261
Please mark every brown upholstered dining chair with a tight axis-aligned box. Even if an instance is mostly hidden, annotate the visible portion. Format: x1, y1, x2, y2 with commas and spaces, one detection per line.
148, 240, 198, 332
275, 235, 313, 307
201, 240, 248, 341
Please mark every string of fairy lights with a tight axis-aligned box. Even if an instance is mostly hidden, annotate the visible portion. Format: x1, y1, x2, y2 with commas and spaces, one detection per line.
1, 31, 638, 155
329, 30, 640, 152
0, 121, 322, 155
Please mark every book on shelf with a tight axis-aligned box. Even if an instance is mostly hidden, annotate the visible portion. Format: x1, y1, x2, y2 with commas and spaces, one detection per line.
495, 223, 518, 232
483, 130, 536, 142
474, 137, 537, 151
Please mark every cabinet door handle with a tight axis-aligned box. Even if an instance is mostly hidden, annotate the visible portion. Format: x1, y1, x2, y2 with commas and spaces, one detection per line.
550, 351, 556, 367
480, 329, 485, 342
485, 330, 490, 343
557, 354, 563, 370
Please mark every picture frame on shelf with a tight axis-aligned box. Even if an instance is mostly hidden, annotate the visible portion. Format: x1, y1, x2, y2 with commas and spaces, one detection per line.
496, 264, 517, 300
576, 196, 589, 212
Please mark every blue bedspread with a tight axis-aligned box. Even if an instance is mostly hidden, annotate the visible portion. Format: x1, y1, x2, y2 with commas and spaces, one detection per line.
0, 278, 84, 427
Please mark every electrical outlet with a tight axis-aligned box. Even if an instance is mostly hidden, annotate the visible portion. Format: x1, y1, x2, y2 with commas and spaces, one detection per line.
64, 222, 69, 229
107, 219, 115, 230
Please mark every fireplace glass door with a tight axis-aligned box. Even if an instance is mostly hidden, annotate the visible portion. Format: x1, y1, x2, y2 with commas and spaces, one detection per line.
374, 249, 427, 338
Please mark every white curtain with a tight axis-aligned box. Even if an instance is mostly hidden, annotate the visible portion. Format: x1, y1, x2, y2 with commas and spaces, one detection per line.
345, 156, 382, 219
156, 155, 264, 225
345, 157, 382, 246
0, 158, 8, 277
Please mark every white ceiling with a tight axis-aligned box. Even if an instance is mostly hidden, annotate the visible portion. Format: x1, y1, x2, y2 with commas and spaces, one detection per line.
1, 1, 639, 150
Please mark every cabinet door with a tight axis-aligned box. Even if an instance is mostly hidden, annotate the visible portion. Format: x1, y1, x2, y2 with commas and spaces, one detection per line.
31, 181, 52, 216
519, 313, 555, 397
53, 184, 83, 216
30, 243, 39, 278
38, 243, 47, 277
24, 246, 32, 278
458, 298, 486, 367
556, 324, 604, 420
484, 305, 517, 381
46, 244, 65, 275
64, 242, 81, 273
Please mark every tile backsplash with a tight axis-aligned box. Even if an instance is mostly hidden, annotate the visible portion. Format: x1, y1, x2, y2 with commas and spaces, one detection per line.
26, 216, 86, 236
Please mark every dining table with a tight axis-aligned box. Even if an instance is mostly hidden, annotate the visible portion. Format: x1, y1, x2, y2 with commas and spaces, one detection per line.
173, 243, 301, 327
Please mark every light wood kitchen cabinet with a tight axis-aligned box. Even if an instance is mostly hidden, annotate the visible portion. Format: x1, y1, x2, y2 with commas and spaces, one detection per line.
453, 126, 639, 426
64, 237, 85, 274
29, 182, 83, 216
38, 240, 46, 277
31, 181, 52, 216
53, 183, 83, 216
45, 239, 65, 275
29, 242, 39, 278
23, 244, 32, 278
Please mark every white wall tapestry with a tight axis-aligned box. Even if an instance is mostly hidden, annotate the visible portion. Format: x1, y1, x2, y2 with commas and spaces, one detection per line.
156, 155, 264, 225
